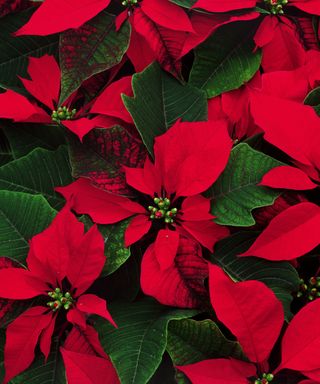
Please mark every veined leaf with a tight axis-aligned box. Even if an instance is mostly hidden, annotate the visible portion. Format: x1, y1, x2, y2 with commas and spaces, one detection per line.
0, 8, 58, 90
59, 11, 130, 103
0, 191, 56, 264
0, 130, 12, 166
123, 62, 207, 156
211, 231, 300, 320
208, 143, 283, 226
0, 146, 72, 209
2, 122, 66, 159
189, 21, 261, 98
96, 298, 197, 384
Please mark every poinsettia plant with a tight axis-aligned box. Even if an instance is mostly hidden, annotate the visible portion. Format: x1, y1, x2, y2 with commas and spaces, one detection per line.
1, 0, 320, 383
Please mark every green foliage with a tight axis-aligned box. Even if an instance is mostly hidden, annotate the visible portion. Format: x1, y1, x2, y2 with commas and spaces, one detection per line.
123, 62, 207, 156
0, 191, 56, 264
59, 11, 130, 102
0, 9, 58, 91
0, 146, 72, 209
96, 299, 197, 384
208, 143, 283, 226
211, 231, 300, 320
189, 21, 261, 98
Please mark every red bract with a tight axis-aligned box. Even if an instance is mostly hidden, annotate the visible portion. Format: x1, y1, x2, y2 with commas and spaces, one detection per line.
177, 264, 284, 383
57, 119, 232, 254
240, 202, 320, 261
15, 0, 111, 36
0, 55, 109, 140
191, 0, 257, 12
0, 206, 116, 383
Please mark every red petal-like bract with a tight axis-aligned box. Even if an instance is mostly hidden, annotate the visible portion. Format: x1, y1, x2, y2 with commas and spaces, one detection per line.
240, 202, 320, 261
56, 178, 145, 224
76, 294, 116, 328
141, 236, 208, 308
192, 0, 256, 12
153, 229, 180, 271
260, 166, 317, 190
277, 299, 320, 373
3, 306, 53, 383
154, 119, 232, 197
124, 214, 151, 247
291, 0, 320, 15
20, 55, 60, 109
254, 16, 306, 72
177, 358, 256, 384
61, 325, 119, 384
15, 0, 111, 36
209, 264, 284, 363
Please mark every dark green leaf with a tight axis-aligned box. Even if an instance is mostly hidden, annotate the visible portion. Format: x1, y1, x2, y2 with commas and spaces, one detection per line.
211, 231, 300, 320
208, 143, 283, 226
59, 11, 130, 102
169, 0, 196, 8
189, 21, 261, 98
167, 319, 245, 383
2, 122, 66, 159
0, 146, 72, 209
304, 86, 320, 116
0, 191, 56, 264
10, 338, 66, 384
96, 298, 197, 384
0, 130, 12, 166
123, 62, 207, 156
0, 8, 58, 90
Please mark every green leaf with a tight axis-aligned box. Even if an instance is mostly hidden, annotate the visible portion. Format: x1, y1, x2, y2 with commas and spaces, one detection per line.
0, 8, 58, 90
10, 338, 66, 384
189, 21, 261, 98
0, 146, 72, 209
100, 220, 131, 275
208, 143, 283, 226
96, 299, 197, 384
211, 231, 300, 320
123, 62, 207, 156
3, 123, 66, 159
0, 130, 12, 166
304, 86, 320, 116
169, 0, 196, 8
59, 11, 130, 103
0, 191, 56, 264
167, 319, 245, 384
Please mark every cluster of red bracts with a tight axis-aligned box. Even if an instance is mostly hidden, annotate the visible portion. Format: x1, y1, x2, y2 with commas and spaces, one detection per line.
1, 0, 320, 383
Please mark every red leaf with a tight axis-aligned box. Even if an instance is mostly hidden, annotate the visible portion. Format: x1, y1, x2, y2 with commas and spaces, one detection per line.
91, 76, 133, 124
3, 306, 53, 383
76, 294, 116, 327
126, 27, 156, 72
67, 308, 87, 329
209, 264, 284, 363
192, 0, 256, 12
61, 348, 120, 384
15, 0, 111, 36
292, 0, 320, 15
250, 92, 320, 172
260, 166, 317, 190
154, 120, 232, 197
124, 214, 151, 247
254, 17, 306, 72
0, 268, 45, 299
56, 178, 145, 224
62, 118, 101, 142
141, 0, 193, 32
240, 202, 320, 261
177, 358, 256, 384
132, 8, 183, 76
154, 229, 180, 271
19, 55, 60, 109
67, 225, 105, 296
39, 316, 56, 360
277, 299, 320, 373
141, 236, 208, 308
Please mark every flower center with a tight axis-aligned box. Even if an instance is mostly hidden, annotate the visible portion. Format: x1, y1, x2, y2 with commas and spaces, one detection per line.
148, 197, 178, 224
296, 276, 320, 301
254, 373, 274, 384
47, 288, 73, 311
122, 0, 138, 7
51, 106, 76, 123
264, 0, 288, 14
